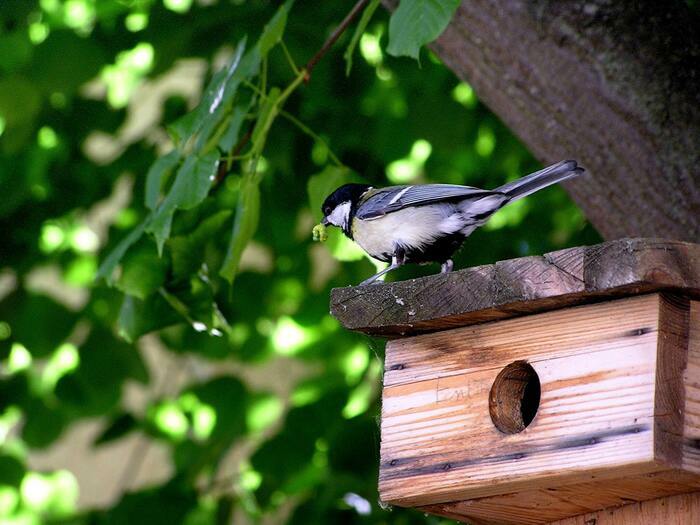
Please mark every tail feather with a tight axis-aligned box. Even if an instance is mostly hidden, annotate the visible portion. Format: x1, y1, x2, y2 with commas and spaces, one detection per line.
497, 160, 584, 201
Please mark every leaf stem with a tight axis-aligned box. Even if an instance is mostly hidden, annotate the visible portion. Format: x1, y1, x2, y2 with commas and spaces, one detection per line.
279, 109, 342, 166
304, 0, 370, 81
280, 40, 300, 75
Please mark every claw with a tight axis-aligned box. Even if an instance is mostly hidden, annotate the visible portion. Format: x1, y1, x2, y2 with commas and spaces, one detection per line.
440, 259, 454, 274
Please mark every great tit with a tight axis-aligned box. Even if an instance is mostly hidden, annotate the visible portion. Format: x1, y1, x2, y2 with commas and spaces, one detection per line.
320, 160, 584, 285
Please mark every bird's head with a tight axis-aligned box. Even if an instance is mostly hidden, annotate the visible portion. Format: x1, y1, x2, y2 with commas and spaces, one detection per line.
320, 183, 371, 235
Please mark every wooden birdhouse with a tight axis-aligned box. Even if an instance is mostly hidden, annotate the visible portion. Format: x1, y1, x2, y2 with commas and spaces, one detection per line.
331, 238, 700, 524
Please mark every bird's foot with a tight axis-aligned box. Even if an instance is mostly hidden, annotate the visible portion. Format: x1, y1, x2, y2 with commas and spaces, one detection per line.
440, 259, 454, 274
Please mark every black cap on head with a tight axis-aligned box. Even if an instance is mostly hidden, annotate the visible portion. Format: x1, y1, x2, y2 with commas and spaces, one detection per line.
321, 183, 371, 218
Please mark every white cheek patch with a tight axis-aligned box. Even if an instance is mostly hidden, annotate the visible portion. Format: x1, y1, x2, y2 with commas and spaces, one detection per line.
327, 201, 352, 229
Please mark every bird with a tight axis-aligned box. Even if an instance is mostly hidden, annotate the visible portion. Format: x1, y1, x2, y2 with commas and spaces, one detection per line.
320, 160, 584, 286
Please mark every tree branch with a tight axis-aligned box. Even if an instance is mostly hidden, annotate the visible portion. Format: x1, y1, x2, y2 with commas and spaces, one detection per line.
304, 0, 370, 81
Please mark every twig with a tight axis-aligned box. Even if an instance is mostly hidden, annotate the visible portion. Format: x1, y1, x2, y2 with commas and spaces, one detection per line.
304, 0, 370, 82
215, 124, 254, 184
279, 109, 342, 166
280, 40, 300, 75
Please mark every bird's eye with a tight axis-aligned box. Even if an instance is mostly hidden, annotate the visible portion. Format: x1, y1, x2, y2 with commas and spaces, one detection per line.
323, 206, 331, 215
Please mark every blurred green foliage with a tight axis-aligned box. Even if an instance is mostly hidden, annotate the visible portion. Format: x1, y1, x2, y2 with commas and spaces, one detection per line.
0, 1, 599, 524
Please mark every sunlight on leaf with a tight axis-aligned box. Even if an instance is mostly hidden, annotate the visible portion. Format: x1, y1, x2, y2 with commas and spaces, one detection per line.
341, 345, 369, 385
39, 223, 65, 253
164, 0, 193, 14
37, 126, 58, 149
475, 124, 496, 157
0, 486, 19, 516
360, 30, 383, 67
246, 394, 283, 433
101, 43, 155, 108
240, 467, 262, 491
152, 401, 189, 441
29, 22, 50, 44
42, 343, 80, 391
21, 473, 52, 511
125, 13, 149, 32
271, 317, 313, 356
63, 0, 96, 33
290, 382, 321, 407
386, 139, 432, 183
452, 82, 476, 108
484, 198, 528, 230
6, 343, 32, 375
20, 470, 78, 516
342, 382, 373, 419
70, 225, 99, 253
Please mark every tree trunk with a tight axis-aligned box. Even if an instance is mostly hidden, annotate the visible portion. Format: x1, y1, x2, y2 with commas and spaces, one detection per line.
387, 0, 700, 242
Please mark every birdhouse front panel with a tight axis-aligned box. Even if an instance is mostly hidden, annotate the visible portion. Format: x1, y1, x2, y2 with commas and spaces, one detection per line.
379, 293, 698, 523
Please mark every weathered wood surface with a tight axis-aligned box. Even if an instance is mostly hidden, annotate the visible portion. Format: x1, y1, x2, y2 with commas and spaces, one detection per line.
549, 491, 700, 525
379, 294, 700, 523
385, 0, 700, 242
421, 472, 700, 525
330, 238, 700, 336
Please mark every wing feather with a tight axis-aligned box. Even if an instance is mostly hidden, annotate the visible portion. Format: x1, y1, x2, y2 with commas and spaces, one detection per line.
356, 184, 496, 220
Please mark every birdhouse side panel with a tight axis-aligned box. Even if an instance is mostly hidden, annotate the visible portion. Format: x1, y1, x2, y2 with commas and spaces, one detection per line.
380, 295, 666, 507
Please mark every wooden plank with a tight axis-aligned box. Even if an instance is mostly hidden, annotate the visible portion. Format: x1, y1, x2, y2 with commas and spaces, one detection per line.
683, 302, 700, 473
383, 294, 661, 388
330, 238, 700, 336
549, 491, 700, 525
420, 472, 700, 525
380, 295, 666, 507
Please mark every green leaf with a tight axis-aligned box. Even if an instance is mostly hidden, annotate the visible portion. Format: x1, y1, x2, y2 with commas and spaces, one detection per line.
115, 242, 169, 300
118, 293, 180, 343
0, 75, 42, 153
258, 1, 294, 56
146, 152, 220, 254
145, 150, 180, 210
169, 210, 232, 279
194, 41, 260, 153
387, 0, 460, 60
168, 109, 201, 147
163, 152, 220, 211
96, 222, 146, 284
307, 165, 353, 220
344, 0, 382, 75
146, 206, 175, 256
218, 103, 250, 152
219, 176, 260, 283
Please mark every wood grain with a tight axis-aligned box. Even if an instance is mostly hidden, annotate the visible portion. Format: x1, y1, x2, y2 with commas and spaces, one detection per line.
549, 491, 700, 525
421, 475, 700, 525
379, 294, 699, 523
331, 238, 700, 337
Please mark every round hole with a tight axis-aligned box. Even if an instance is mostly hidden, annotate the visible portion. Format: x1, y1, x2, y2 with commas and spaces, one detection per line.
489, 361, 541, 434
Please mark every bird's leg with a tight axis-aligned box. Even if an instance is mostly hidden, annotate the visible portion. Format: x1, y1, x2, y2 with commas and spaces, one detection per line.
358, 248, 405, 286
440, 259, 454, 274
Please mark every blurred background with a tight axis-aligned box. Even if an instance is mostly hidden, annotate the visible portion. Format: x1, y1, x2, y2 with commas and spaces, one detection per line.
0, 1, 600, 524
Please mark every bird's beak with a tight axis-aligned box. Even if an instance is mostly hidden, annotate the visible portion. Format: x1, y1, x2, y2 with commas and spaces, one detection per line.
321, 217, 329, 226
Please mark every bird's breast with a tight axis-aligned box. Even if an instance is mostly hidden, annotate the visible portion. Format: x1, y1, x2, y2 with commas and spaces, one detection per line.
351, 205, 456, 261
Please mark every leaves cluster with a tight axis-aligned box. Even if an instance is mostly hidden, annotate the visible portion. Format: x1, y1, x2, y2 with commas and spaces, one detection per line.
0, 1, 599, 524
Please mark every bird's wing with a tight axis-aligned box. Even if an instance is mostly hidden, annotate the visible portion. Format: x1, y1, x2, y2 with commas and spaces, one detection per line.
356, 184, 496, 220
